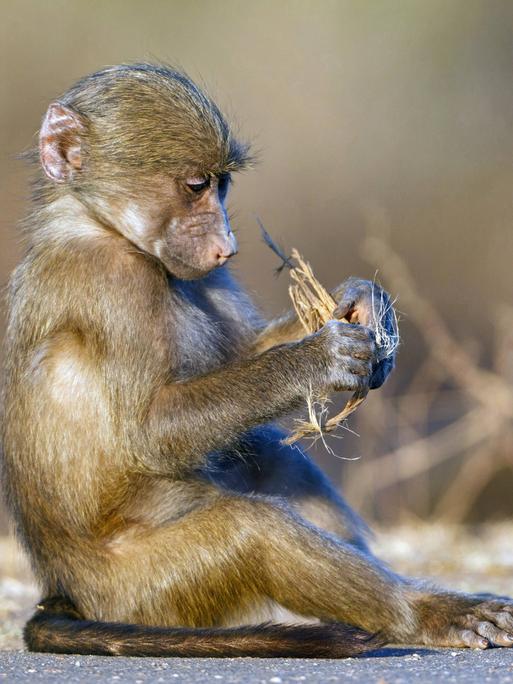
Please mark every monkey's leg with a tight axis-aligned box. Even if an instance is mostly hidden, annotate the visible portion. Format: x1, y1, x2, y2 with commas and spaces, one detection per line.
68, 493, 403, 631
25, 490, 387, 658
204, 425, 370, 548
34, 495, 513, 655
94, 493, 513, 649
203, 435, 513, 648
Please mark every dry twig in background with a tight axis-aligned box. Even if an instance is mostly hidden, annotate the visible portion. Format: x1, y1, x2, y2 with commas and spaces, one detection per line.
344, 228, 513, 523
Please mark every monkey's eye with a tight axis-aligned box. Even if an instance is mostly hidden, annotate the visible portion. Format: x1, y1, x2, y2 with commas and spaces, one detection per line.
185, 177, 210, 193
218, 173, 231, 201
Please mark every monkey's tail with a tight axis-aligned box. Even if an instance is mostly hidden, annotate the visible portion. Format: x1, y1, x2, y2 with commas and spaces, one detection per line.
24, 597, 385, 658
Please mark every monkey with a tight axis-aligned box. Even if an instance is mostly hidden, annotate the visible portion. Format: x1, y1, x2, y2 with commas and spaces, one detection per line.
1, 63, 513, 659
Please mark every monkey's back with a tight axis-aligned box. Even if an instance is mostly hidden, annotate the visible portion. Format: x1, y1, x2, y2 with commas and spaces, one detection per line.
1, 248, 133, 575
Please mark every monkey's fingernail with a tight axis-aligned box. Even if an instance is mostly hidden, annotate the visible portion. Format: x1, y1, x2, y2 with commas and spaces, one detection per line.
506, 634, 513, 642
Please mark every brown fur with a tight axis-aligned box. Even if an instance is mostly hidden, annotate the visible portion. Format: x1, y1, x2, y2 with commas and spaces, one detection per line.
2, 63, 513, 658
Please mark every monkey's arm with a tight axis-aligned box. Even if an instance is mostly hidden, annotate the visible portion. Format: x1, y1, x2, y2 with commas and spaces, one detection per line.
251, 311, 306, 355
145, 338, 321, 471
144, 319, 375, 472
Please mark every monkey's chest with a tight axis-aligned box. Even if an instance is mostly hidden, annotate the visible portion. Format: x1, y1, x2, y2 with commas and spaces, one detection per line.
163, 288, 240, 381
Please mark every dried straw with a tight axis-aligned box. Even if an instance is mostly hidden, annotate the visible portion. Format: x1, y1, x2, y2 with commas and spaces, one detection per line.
283, 248, 398, 446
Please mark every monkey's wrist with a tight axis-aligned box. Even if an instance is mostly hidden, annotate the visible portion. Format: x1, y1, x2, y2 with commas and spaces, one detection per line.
287, 336, 331, 393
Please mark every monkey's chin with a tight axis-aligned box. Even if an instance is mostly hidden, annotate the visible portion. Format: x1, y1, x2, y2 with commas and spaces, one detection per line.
162, 255, 218, 281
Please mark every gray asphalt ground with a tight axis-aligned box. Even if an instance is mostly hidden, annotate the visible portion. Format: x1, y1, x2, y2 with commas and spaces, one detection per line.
1, 647, 513, 683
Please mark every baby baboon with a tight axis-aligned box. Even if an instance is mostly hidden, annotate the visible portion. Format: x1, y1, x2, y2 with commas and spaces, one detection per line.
2, 64, 512, 658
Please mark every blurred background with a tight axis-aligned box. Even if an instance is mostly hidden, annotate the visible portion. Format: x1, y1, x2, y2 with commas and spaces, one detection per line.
1, 0, 513, 534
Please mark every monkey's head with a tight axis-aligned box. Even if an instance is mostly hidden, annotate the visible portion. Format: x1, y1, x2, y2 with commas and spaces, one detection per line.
38, 63, 252, 279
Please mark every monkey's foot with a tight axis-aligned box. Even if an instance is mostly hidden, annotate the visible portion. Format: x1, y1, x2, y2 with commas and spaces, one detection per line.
412, 594, 513, 649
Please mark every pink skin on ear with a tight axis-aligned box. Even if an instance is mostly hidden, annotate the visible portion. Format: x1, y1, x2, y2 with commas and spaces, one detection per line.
39, 103, 84, 183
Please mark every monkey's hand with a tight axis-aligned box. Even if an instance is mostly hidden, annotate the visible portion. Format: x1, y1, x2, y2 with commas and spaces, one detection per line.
331, 277, 397, 389
402, 592, 513, 648
308, 320, 377, 394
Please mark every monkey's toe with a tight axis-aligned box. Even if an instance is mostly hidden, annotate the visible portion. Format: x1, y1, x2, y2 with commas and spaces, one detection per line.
474, 621, 513, 647
484, 610, 513, 632
453, 628, 489, 649
453, 600, 513, 648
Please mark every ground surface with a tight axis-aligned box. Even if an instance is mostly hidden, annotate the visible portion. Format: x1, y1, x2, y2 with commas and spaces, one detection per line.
1, 523, 513, 682
1, 647, 513, 683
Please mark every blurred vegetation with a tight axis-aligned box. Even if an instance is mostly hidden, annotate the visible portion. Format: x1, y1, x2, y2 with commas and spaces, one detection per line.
1, 0, 513, 531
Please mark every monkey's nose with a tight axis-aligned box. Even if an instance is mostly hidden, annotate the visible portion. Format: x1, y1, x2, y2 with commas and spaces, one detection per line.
212, 234, 238, 266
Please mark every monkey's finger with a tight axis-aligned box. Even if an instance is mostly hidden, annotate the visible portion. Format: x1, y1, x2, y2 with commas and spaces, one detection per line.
342, 341, 375, 361
333, 299, 355, 321
482, 610, 513, 632
331, 327, 376, 356
475, 621, 513, 647
456, 629, 489, 649
333, 370, 369, 393
352, 349, 375, 361
344, 358, 373, 378
338, 304, 373, 327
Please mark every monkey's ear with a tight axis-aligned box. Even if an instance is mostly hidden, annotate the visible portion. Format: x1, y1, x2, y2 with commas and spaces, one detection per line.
39, 103, 85, 183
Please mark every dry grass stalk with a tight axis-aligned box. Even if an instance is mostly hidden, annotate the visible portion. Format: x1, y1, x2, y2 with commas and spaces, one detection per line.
283, 249, 369, 446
